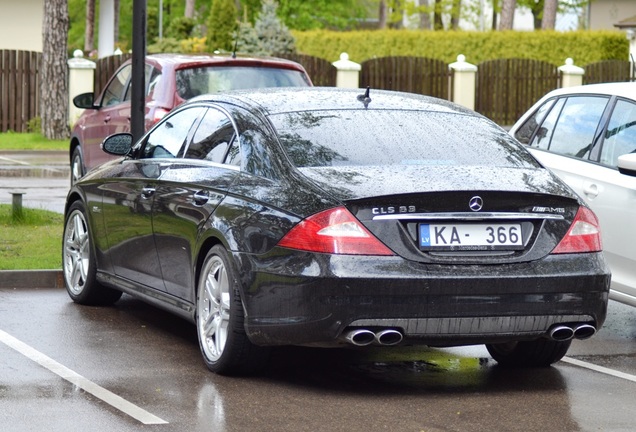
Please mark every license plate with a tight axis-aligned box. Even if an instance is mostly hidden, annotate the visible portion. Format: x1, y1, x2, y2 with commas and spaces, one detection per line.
419, 223, 523, 250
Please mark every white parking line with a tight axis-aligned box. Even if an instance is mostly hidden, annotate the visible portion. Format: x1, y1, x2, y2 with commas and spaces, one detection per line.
0, 155, 30, 165
562, 356, 636, 383
0, 329, 168, 425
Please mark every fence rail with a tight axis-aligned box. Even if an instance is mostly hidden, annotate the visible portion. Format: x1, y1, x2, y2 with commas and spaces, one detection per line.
0, 50, 41, 133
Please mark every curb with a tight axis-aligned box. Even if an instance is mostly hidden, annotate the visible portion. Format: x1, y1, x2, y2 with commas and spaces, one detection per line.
0, 270, 64, 289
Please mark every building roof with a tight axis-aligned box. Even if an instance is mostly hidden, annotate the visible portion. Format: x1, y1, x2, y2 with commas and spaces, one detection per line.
614, 15, 636, 29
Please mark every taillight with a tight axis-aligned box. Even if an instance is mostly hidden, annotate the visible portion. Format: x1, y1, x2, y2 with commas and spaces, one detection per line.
152, 108, 170, 124
277, 207, 394, 256
552, 206, 602, 254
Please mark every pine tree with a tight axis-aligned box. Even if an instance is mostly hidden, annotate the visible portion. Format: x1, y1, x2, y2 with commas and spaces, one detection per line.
206, 0, 238, 53
237, 0, 295, 56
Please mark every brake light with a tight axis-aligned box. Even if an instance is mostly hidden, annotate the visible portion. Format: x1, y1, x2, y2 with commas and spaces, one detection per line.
552, 207, 602, 254
152, 108, 170, 124
277, 207, 395, 256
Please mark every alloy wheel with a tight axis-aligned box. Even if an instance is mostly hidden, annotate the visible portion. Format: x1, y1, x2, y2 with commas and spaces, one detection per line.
198, 255, 231, 362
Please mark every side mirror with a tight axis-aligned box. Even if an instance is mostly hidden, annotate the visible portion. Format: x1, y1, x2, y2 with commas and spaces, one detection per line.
102, 133, 133, 156
617, 153, 636, 177
73, 92, 96, 109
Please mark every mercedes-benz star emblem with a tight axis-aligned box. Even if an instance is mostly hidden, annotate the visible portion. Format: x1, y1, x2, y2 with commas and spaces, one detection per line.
469, 196, 483, 212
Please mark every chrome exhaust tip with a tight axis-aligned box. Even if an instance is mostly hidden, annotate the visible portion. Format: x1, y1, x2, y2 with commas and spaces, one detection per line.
375, 329, 403, 346
573, 324, 596, 340
342, 329, 375, 346
549, 325, 574, 341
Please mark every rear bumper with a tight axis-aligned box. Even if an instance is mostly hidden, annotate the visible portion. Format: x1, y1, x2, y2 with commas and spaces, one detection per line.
236, 249, 610, 347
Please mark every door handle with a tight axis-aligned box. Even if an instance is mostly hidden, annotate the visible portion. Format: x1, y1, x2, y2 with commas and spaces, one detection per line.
104, 115, 111, 123
141, 187, 155, 199
193, 191, 209, 206
583, 183, 599, 198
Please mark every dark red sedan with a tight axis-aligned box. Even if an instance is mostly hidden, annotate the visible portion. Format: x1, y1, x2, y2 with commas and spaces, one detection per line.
69, 53, 312, 184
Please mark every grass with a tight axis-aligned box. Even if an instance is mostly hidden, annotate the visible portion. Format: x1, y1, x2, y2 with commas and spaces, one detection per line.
0, 204, 63, 270
0, 131, 67, 151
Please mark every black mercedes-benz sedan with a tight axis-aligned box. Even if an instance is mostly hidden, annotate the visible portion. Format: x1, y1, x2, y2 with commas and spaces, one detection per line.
63, 87, 610, 375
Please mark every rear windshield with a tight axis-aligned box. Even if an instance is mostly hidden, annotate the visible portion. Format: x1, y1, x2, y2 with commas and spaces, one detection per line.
176, 66, 310, 98
268, 110, 540, 169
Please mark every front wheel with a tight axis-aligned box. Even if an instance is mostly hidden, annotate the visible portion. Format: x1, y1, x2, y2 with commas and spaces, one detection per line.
196, 245, 270, 375
486, 339, 572, 367
63, 201, 122, 305
71, 146, 84, 186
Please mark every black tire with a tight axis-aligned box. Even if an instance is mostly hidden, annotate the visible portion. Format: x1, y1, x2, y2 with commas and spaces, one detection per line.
62, 201, 122, 305
486, 338, 572, 367
196, 245, 270, 375
71, 146, 84, 186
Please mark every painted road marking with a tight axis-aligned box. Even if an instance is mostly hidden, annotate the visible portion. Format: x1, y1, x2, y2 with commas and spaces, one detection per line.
0, 329, 168, 425
562, 356, 636, 383
0, 155, 30, 165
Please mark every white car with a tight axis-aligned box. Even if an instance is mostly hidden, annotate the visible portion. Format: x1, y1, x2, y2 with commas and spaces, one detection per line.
510, 82, 636, 307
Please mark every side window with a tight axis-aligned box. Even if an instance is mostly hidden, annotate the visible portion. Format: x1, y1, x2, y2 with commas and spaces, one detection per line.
544, 96, 609, 159
185, 108, 237, 164
514, 99, 556, 144
101, 64, 131, 107
142, 107, 201, 159
530, 98, 565, 150
600, 99, 636, 167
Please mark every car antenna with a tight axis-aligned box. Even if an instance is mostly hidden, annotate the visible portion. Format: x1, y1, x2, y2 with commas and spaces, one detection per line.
232, 25, 239, 59
357, 86, 372, 108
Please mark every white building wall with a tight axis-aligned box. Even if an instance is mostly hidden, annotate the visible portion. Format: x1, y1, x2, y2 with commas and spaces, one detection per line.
0, 0, 44, 51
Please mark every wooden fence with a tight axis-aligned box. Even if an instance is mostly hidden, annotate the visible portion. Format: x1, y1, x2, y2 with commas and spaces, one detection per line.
360, 56, 449, 99
276, 53, 336, 87
584, 59, 634, 84
0, 50, 41, 133
2, 50, 636, 133
476, 58, 560, 126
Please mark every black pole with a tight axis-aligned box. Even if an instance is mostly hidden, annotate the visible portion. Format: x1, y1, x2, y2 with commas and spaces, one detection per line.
131, 0, 147, 142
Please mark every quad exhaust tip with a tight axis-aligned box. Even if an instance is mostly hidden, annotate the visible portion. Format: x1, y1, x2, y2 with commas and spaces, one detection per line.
342, 328, 404, 346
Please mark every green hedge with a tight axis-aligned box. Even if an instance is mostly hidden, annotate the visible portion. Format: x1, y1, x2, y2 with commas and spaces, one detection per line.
292, 30, 629, 67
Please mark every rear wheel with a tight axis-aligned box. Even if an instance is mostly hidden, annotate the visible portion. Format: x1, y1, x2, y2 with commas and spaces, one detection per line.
486, 339, 571, 367
196, 245, 270, 375
63, 201, 122, 305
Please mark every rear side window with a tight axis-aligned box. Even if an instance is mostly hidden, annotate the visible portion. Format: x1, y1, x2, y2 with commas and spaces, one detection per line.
269, 110, 539, 169
175, 66, 310, 98
186, 108, 236, 164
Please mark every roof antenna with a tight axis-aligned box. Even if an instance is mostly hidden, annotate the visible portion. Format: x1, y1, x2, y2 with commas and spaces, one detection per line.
357, 86, 371, 108
232, 25, 239, 59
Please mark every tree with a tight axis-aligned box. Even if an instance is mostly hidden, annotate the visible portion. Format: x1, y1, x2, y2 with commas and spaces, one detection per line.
84, 0, 95, 53
237, 0, 295, 55
185, 0, 196, 18
206, 0, 238, 52
41, 0, 69, 139
542, 0, 557, 29
499, 0, 516, 30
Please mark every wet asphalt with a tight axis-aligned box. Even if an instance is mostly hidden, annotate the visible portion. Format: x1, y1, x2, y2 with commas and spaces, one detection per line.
0, 150, 69, 214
